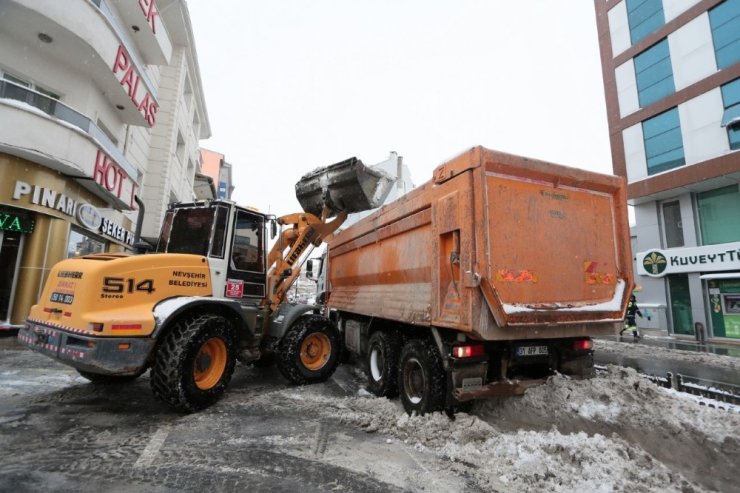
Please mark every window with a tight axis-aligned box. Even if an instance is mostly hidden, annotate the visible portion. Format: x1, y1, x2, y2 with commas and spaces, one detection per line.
210, 206, 229, 258
176, 131, 186, 165
2, 72, 30, 87
709, 0, 740, 70
661, 200, 684, 248
96, 119, 119, 147
626, 0, 665, 45
231, 210, 264, 273
697, 185, 740, 245
67, 227, 105, 258
720, 78, 740, 150
156, 207, 214, 255
642, 108, 685, 175
634, 39, 675, 107
1, 70, 60, 114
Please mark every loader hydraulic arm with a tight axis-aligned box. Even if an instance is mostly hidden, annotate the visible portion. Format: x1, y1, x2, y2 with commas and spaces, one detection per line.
265, 209, 347, 310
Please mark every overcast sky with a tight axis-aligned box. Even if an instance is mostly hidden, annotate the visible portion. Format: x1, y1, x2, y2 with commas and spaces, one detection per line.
187, 0, 611, 217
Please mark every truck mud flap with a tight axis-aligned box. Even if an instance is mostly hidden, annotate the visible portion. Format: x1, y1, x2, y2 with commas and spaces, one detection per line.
453, 378, 547, 402
295, 157, 394, 217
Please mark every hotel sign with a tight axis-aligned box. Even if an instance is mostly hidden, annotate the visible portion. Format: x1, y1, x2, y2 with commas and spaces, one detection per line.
111, 45, 158, 127
94, 149, 137, 209
637, 242, 740, 277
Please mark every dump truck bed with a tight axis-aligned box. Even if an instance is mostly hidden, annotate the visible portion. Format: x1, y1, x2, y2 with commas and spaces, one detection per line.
326, 147, 632, 341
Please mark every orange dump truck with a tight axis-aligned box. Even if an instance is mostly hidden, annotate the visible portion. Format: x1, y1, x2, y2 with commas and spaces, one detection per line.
320, 146, 633, 415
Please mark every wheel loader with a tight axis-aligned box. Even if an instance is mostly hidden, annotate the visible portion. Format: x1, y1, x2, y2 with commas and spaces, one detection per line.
17, 157, 393, 412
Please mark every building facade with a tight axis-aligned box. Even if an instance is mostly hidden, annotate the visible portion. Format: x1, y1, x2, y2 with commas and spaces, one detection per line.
0, 0, 209, 329
595, 0, 740, 341
200, 148, 234, 200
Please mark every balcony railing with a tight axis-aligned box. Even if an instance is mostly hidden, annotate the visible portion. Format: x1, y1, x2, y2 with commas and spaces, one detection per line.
0, 79, 138, 180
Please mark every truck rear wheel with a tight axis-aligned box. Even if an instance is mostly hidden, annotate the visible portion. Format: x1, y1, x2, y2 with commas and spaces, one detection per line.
276, 315, 342, 385
398, 339, 446, 415
366, 330, 400, 397
150, 313, 236, 412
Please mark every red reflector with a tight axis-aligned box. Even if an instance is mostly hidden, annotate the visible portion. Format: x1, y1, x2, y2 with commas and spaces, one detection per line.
117, 343, 131, 351
111, 324, 142, 331
573, 339, 593, 351
88, 323, 104, 332
87, 341, 96, 349
453, 345, 485, 358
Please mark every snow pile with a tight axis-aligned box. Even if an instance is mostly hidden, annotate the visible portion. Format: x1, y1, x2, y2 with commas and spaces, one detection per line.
595, 338, 740, 372
279, 367, 727, 492
479, 366, 738, 444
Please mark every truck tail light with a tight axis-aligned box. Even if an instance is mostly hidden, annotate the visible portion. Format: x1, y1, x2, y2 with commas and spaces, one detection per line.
573, 338, 593, 351
88, 322, 104, 332
452, 344, 485, 358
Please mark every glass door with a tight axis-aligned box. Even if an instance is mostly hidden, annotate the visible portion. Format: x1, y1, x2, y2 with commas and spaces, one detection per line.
668, 274, 693, 336
0, 231, 23, 323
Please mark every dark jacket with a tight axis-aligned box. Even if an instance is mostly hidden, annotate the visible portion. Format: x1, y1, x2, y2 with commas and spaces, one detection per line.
626, 298, 642, 323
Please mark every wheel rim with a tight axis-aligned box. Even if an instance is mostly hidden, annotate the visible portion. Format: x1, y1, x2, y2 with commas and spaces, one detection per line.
402, 356, 425, 405
193, 337, 228, 390
369, 346, 384, 382
300, 332, 331, 371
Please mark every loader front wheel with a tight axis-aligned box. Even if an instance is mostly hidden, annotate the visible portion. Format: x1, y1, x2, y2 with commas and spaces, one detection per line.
365, 330, 400, 397
276, 315, 342, 385
150, 314, 236, 412
398, 338, 446, 415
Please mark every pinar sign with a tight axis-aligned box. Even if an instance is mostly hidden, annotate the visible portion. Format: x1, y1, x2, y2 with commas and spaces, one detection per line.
112, 45, 158, 127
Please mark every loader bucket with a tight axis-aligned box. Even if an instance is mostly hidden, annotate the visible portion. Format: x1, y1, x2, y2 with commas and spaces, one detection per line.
295, 157, 395, 217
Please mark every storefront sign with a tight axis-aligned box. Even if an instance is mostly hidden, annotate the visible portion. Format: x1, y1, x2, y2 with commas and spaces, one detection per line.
93, 150, 137, 208
101, 217, 135, 245
77, 203, 103, 231
0, 209, 35, 234
12, 180, 135, 246
138, 0, 160, 34
111, 45, 158, 127
13, 181, 77, 217
637, 242, 740, 277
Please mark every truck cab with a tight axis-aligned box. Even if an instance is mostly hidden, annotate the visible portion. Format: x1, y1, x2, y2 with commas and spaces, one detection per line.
155, 201, 274, 304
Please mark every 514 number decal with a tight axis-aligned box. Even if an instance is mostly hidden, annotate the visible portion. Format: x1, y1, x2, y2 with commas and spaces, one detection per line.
103, 277, 155, 294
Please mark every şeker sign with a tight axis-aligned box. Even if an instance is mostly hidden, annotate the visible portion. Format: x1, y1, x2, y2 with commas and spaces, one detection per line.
637, 242, 740, 277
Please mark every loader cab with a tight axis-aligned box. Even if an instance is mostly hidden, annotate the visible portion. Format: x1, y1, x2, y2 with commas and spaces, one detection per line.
155, 201, 273, 302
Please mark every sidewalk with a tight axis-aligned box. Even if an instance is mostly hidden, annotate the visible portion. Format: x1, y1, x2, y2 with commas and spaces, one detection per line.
600, 328, 740, 358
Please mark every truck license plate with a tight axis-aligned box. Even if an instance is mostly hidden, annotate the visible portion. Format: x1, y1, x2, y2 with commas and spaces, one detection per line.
516, 345, 548, 356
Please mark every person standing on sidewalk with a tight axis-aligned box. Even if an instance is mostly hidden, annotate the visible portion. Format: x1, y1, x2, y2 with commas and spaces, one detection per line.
620, 294, 643, 340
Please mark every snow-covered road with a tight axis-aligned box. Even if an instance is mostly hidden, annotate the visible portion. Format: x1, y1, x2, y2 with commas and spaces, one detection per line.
1, 335, 737, 492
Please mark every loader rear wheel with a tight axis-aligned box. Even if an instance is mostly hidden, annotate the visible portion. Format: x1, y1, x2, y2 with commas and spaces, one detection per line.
76, 369, 144, 384
276, 315, 342, 385
398, 339, 446, 415
365, 330, 400, 397
150, 314, 236, 412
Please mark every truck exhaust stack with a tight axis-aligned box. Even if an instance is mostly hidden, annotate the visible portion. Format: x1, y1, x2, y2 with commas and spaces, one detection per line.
295, 157, 395, 217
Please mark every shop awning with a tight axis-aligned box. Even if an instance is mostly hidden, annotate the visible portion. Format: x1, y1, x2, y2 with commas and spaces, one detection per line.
699, 273, 740, 280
